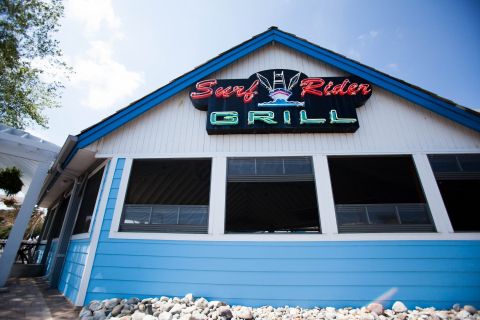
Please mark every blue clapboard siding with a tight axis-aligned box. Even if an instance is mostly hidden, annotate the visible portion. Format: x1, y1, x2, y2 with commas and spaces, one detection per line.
83, 158, 480, 308
58, 239, 90, 303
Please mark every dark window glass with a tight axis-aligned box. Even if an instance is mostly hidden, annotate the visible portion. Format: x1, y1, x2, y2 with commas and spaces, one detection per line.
429, 156, 460, 173
51, 195, 70, 238
428, 154, 480, 232
225, 157, 320, 233
458, 155, 480, 172
228, 159, 255, 176
120, 159, 211, 234
436, 180, 480, 231
329, 156, 434, 233
73, 166, 105, 235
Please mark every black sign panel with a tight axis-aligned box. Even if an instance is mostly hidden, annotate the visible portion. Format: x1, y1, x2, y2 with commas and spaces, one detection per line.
189, 69, 372, 134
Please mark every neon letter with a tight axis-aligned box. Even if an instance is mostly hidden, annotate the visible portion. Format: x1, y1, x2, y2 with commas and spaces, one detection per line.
329, 109, 357, 123
210, 111, 238, 125
299, 110, 326, 124
191, 79, 217, 99
248, 111, 277, 125
283, 110, 291, 124
300, 78, 325, 97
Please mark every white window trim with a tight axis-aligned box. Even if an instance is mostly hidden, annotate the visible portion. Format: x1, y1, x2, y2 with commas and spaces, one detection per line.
71, 160, 109, 240
76, 158, 116, 306
109, 158, 133, 235
108, 154, 480, 242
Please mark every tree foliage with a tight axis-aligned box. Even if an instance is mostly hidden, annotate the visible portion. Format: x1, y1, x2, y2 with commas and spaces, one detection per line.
0, 166, 24, 195
0, 0, 69, 129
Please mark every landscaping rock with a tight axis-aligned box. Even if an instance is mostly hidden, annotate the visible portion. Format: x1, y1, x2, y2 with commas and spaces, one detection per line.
81, 295, 477, 320
131, 311, 146, 320
464, 305, 477, 314
159, 311, 173, 320
367, 303, 384, 315
392, 301, 408, 313
89, 301, 104, 312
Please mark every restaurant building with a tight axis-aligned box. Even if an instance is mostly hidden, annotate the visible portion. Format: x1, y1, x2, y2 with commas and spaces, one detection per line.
34, 27, 480, 308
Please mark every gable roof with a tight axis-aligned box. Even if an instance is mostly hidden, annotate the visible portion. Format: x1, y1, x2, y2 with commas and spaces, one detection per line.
64, 27, 480, 167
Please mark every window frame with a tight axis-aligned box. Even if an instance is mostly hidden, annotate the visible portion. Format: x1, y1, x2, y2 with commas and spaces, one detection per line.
117, 157, 213, 235
225, 156, 322, 234
428, 153, 480, 233
71, 160, 108, 240
327, 154, 436, 233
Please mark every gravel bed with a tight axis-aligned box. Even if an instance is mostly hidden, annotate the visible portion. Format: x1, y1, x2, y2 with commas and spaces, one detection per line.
79, 294, 478, 320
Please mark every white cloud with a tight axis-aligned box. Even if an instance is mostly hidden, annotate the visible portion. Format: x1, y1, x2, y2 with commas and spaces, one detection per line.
357, 30, 380, 41
386, 63, 399, 71
72, 41, 144, 109
66, 0, 121, 35
63, 0, 143, 110
347, 48, 362, 60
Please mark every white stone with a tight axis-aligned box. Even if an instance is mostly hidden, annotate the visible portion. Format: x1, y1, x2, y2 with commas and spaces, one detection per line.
208, 301, 226, 309
367, 303, 384, 315
182, 306, 197, 314
131, 311, 146, 320
179, 313, 192, 320
143, 316, 157, 320
235, 307, 253, 319
162, 302, 175, 312
170, 304, 187, 314
158, 312, 173, 320
464, 305, 477, 315
217, 306, 233, 318
194, 298, 209, 309
191, 311, 207, 320
184, 293, 194, 302
359, 314, 374, 320
392, 302, 408, 313
326, 307, 336, 313
160, 296, 170, 302
458, 310, 472, 319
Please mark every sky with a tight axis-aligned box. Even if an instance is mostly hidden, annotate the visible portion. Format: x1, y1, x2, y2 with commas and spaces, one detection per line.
27, 0, 480, 146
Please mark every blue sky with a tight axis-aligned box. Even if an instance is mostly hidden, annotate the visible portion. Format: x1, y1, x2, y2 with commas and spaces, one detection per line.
29, 0, 480, 145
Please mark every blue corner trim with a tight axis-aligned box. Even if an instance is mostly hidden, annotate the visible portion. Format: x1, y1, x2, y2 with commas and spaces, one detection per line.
63, 28, 480, 167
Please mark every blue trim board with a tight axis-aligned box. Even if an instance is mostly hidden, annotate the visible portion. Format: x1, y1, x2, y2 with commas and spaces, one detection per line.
63, 27, 480, 167
81, 159, 480, 309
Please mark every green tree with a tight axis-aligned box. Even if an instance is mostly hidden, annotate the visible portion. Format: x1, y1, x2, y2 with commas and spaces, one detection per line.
0, 0, 70, 129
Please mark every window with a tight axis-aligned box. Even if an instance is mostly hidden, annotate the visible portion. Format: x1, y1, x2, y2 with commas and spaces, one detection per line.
428, 154, 480, 232
329, 156, 434, 233
120, 159, 212, 233
225, 157, 320, 233
73, 166, 105, 235
50, 195, 70, 238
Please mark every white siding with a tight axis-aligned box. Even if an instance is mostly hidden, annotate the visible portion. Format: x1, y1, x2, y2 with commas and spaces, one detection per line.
91, 43, 480, 157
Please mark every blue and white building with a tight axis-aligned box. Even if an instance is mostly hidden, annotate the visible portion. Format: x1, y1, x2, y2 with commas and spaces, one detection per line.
34, 28, 480, 309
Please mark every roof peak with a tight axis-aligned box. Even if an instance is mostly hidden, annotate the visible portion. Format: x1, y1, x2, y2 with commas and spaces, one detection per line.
63, 27, 479, 167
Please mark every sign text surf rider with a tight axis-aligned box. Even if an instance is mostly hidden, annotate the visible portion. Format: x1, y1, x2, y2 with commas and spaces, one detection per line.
189, 69, 372, 134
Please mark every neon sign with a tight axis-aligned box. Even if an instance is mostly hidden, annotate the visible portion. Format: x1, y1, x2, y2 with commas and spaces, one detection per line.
189, 69, 372, 134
